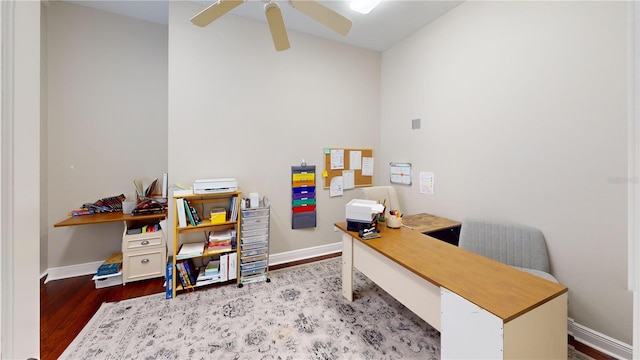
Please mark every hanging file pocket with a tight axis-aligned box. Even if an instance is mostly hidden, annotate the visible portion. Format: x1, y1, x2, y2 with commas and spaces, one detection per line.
292, 186, 315, 195
293, 192, 315, 200
292, 212, 316, 229
292, 180, 314, 187
293, 198, 316, 207
292, 173, 315, 182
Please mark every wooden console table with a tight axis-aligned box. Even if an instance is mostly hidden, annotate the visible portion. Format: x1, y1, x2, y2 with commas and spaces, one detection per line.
54, 211, 168, 285
336, 220, 568, 359
54, 212, 166, 227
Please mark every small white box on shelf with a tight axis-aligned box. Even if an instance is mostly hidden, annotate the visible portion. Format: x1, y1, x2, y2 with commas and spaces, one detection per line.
92, 272, 123, 289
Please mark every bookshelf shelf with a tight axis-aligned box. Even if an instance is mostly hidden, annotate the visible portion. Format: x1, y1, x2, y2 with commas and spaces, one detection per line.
176, 220, 236, 233
171, 191, 241, 298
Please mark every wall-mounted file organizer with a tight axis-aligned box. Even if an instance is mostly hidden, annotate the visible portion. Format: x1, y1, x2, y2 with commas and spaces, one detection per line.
291, 165, 316, 229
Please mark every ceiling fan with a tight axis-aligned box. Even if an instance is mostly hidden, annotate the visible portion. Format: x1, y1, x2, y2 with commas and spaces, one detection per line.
191, 0, 353, 51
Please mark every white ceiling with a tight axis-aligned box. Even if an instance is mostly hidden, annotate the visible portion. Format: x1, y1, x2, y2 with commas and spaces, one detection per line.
65, 0, 463, 52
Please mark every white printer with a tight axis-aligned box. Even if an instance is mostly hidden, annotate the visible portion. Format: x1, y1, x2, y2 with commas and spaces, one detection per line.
345, 199, 384, 231
346, 199, 384, 222
193, 178, 238, 194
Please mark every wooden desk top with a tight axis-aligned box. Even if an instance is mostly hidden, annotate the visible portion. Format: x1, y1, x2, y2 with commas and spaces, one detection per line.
335, 221, 567, 323
54, 212, 166, 227
401, 213, 461, 233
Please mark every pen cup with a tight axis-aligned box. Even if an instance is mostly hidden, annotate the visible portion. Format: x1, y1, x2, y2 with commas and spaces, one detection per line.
386, 216, 402, 229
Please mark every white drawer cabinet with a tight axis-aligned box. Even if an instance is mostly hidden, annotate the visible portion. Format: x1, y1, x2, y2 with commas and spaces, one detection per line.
122, 221, 166, 285
239, 197, 270, 286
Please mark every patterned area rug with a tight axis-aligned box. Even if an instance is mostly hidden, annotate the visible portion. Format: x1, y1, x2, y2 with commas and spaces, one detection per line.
61, 257, 589, 359
61, 258, 440, 359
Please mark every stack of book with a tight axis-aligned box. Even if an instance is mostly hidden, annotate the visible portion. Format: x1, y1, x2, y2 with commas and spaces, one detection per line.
176, 242, 204, 260
196, 261, 220, 286
228, 197, 238, 221
205, 229, 233, 254
92, 253, 123, 288
175, 198, 202, 227
96, 253, 122, 276
175, 260, 197, 290
69, 194, 127, 216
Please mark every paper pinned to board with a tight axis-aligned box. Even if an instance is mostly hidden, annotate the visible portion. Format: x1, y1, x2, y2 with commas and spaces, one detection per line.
361, 157, 374, 176
330, 176, 343, 197
349, 151, 362, 170
330, 149, 345, 170
342, 170, 355, 190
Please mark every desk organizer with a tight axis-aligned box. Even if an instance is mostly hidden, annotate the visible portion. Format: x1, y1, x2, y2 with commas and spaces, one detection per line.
386, 216, 402, 229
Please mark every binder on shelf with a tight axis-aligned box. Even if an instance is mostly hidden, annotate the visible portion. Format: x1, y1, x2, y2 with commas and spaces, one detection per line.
175, 262, 189, 289
220, 254, 229, 282
228, 252, 237, 280
165, 260, 173, 299
184, 199, 196, 226
176, 198, 187, 228
182, 259, 198, 285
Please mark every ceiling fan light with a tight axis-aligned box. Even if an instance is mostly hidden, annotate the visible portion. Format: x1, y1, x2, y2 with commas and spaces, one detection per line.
264, 0, 279, 11
350, 0, 382, 14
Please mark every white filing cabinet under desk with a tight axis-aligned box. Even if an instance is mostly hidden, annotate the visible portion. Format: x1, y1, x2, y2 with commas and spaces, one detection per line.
122, 220, 166, 285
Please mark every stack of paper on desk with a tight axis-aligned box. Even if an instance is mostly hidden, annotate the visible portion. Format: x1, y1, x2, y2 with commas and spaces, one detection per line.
346, 199, 385, 222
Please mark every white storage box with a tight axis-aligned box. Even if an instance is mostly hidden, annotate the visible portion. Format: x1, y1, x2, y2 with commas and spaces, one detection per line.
92, 272, 123, 289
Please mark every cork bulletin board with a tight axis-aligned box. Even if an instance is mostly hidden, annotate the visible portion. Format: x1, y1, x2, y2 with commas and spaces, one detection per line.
323, 148, 373, 189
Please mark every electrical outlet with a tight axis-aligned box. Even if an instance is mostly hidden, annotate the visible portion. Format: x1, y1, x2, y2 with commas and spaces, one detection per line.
333, 226, 339, 232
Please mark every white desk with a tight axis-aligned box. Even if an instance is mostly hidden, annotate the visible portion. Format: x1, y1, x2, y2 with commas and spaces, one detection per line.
336, 221, 568, 359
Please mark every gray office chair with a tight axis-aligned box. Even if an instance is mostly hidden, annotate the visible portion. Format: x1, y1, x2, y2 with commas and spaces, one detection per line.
355, 186, 400, 217
458, 219, 558, 283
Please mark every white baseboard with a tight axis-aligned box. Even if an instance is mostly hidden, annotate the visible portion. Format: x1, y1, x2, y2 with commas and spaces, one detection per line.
568, 318, 632, 359
43, 242, 343, 283
268, 242, 342, 266
44, 261, 103, 283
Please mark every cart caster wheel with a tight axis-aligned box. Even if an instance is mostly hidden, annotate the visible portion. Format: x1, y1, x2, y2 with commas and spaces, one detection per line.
266, 278, 271, 283
238, 283, 243, 288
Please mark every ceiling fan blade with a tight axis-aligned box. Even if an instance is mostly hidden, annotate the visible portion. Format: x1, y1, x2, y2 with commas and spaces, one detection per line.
191, 0, 245, 27
265, 5, 291, 51
289, 0, 352, 36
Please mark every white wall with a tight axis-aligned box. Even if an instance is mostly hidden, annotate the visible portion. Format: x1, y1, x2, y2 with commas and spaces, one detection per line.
381, 1, 631, 345
168, 2, 380, 254
1, 0, 41, 357
46, 2, 168, 268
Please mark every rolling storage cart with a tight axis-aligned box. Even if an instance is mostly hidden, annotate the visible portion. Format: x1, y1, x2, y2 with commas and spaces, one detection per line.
239, 196, 270, 287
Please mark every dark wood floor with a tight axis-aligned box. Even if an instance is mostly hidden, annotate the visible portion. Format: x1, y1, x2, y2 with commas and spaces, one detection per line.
41, 253, 613, 360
